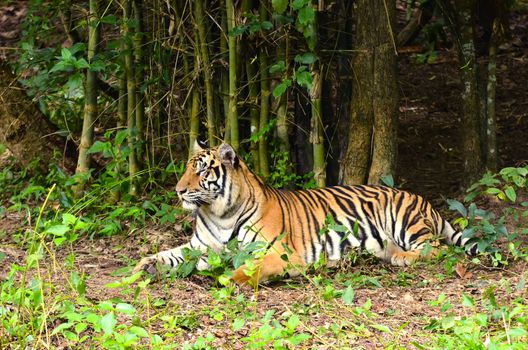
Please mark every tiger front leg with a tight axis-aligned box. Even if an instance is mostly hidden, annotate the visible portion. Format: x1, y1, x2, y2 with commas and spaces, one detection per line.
133, 242, 210, 276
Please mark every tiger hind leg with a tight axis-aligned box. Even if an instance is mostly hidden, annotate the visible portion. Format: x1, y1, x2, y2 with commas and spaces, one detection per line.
232, 251, 304, 285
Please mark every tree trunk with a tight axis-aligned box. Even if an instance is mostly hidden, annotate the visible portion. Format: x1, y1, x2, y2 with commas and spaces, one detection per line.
454, 0, 482, 183
0, 62, 77, 172
367, 0, 398, 184
340, 0, 374, 185
340, 0, 398, 185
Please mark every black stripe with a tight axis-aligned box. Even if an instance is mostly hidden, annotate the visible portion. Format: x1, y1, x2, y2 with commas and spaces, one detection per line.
197, 213, 219, 243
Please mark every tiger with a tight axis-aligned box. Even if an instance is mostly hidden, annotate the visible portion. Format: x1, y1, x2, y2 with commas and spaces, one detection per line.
133, 142, 477, 285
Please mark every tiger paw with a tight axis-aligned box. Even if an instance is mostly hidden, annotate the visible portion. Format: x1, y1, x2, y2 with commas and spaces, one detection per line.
232, 266, 252, 285
390, 251, 420, 266
133, 256, 159, 276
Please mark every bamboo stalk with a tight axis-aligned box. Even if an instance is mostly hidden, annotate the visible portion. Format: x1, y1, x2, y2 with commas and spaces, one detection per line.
258, 2, 270, 178
109, 50, 128, 203
220, 0, 230, 143
275, 19, 290, 157
246, 57, 260, 173
486, 18, 499, 171
132, 0, 145, 156
194, 0, 217, 146
310, 3, 325, 187
226, 0, 239, 150
189, 30, 201, 158
123, 0, 139, 196
73, 0, 99, 196
311, 70, 326, 187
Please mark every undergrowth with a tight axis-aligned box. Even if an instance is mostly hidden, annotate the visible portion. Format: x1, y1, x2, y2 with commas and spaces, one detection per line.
1, 157, 527, 348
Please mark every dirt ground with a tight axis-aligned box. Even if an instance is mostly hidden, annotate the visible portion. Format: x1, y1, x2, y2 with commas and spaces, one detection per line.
1, 2, 528, 349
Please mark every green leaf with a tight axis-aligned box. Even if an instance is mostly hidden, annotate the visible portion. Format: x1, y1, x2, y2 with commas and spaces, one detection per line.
61, 48, 73, 60
261, 21, 273, 30
294, 70, 312, 89
441, 316, 455, 330
100, 312, 117, 335
45, 224, 70, 236
272, 0, 289, 14
100, 15, 118, 25
88, 59, 105, 72
98, 301, 114, 311
229, 24, 247, 37
129, 326, 149, 338
75, 323, 88, 334
87, 141, 110, 155
151, 334, 163, 345
342, 285, 355, 305
507, 328, 528, 338
328, 224, 348, 233
297, 6, 315, 25
75, 58, 90, 69
269, 60, 286, 74
371, 324, 391, 333
116, 303, 136, 315
294, 53, 317, 65
71, 271, 86, 296
233, 318, 245, 331
115, 129, 128, 146
504, 186, 516, 202
218, 274, 231, 286
52, 322, 73, 335
447, 199, 467, 217
461, 294, 474, 307
49, 61, 69, 73
65, 73, 83, 94
286, 314, 300, 330
289, 333, 311, 346
272, 79, 292, 98
207, 250, 222, 268
381, 174, 394, 187
292, 0, 309, 10
62, 213, 77, 226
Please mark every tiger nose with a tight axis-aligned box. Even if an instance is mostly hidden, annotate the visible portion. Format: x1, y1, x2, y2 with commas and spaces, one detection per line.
176, 185, 187, 195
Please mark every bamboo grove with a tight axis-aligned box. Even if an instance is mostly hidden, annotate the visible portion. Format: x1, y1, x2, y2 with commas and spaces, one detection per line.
18, 0, 507, 197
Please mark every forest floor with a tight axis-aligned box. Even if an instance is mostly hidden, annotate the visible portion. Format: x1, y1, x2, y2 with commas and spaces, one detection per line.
1, 2, 528, 349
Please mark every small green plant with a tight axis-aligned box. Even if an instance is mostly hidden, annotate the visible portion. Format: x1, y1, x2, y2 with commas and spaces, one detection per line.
426, 291, 528, 349
240, 310, 311, 348
448, 165, 528, 265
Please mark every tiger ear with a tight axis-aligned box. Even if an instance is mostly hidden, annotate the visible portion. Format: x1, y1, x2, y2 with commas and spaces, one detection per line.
192, 139, 208, 154
218, 143, 239, 167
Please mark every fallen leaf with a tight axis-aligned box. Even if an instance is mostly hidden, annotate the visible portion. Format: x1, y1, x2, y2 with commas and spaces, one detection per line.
455, 263, 473, 279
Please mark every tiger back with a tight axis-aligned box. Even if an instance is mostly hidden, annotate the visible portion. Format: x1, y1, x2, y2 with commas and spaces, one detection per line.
134, 142, 476, 284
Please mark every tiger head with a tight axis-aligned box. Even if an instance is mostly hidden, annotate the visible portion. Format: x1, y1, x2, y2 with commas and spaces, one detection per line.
176, 141, 240, 212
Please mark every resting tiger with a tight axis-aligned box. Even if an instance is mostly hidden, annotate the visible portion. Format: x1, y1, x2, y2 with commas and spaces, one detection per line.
134, 142, 477, 284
